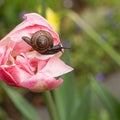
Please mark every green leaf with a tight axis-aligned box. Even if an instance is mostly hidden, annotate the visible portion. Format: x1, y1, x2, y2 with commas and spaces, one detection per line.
90, 75, 120, 120
1, 82, 40, 120
68, 11, 120, 66
72, 87, 92, 120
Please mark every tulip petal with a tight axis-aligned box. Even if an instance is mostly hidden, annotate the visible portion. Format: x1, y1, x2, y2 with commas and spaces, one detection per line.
41, 56, 73, 77
20, 73, 63, 92
15, 54, 34, 75
0, 46, 6, 64
0, 65, 31, 86
0, 13, 60, 45
0, 66, 17, 86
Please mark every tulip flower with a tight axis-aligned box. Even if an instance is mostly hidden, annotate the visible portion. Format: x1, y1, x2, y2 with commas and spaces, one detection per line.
0, 13, 73, 92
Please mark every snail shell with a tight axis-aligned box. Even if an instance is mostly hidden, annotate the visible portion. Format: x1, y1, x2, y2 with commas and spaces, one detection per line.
22, 30, 65, 55
31, 30, 53, 54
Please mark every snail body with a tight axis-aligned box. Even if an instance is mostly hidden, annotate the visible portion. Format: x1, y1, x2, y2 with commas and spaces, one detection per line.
22, 30, 64, 55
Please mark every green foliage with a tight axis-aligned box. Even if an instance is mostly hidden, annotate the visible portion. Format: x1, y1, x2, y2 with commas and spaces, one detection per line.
91, 76, 120, 120
53, 51, 120, 120
1, 82, 40, 120
65, 8, 120, 84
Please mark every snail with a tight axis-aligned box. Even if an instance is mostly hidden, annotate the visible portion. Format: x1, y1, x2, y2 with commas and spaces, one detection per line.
22, 30, 65, 55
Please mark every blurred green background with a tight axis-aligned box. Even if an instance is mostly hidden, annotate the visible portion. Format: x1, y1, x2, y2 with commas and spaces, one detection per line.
0, 0, 120, 120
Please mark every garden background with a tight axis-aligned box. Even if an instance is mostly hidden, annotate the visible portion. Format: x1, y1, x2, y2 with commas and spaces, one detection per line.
0, 0, 120, 120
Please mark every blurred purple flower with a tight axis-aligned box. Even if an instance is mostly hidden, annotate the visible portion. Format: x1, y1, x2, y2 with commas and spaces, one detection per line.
95, 73, 104, 82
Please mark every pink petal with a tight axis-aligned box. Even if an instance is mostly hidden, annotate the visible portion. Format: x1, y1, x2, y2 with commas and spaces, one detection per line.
0, 46, 6, 64
44, 77, 63, 90
0, 65, 31, 86
0, 40, 15, 64
41, 56, 73, 77
0, 13, 60, 45
0, 66, 17, 86
20, 73, 63, 92
15, 54, 34, 75
23, 13, 54, 30
11, 40, 31, 56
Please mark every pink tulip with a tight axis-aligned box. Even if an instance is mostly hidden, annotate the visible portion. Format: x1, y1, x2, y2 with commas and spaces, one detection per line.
0, 13, 73, 92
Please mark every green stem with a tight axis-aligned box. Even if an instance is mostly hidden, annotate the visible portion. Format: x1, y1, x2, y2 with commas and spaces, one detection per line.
41, 0, 47, 18
68, 11, 120, 66
40, 1, 58, 120
43, 92, 58, 120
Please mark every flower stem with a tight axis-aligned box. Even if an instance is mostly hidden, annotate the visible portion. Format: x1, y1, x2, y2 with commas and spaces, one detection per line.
43, 91, 58, 120
40, 1, 58, 120
41, 0, 47, 18
68, 11, 120, 66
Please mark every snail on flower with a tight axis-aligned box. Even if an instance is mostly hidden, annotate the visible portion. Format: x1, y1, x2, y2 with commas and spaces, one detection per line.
22, 30, 66, 55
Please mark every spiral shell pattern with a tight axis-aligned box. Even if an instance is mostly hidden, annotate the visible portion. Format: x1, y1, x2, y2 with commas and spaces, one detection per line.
31, 30, 53, 54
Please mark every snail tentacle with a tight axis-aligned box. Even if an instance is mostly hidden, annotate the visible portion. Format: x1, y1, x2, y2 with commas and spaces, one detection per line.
22, 36, 32, 46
